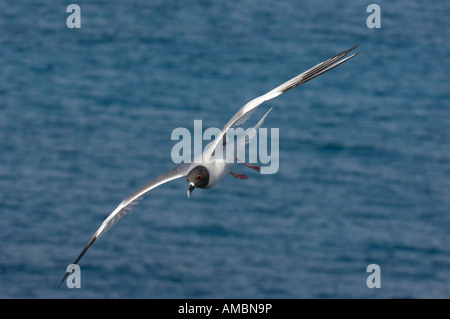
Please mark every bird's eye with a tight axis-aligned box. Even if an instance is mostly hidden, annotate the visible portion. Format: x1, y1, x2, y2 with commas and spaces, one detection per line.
196, 175, 202, 181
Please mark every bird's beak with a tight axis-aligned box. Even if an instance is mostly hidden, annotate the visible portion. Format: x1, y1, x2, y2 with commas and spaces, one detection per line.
187, 182, 195, 198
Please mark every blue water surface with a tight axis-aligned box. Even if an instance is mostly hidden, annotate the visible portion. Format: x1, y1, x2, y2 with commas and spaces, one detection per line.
0, 0, 449, 298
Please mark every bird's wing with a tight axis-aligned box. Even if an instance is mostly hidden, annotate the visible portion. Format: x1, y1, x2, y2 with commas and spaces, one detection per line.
58, 163, 192, 288
204, 45, 360, 160
235, 106, 273, 154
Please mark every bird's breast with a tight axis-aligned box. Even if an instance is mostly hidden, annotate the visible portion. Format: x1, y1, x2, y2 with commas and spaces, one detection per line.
203, 160, 234, 189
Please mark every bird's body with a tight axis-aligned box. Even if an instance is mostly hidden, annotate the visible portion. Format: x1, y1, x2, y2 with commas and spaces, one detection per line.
59, 46, 360, 287
202, 160, 234, 189
189, 146, 235, 189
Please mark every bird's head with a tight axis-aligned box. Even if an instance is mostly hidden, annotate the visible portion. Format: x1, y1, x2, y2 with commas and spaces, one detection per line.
186, 166, 209, 198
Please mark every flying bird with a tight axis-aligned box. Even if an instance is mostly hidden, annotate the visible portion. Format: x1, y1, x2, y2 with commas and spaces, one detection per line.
59, 46, 359, 287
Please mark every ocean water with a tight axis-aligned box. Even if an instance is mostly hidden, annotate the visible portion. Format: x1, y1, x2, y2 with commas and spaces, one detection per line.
0, 0, 449, 298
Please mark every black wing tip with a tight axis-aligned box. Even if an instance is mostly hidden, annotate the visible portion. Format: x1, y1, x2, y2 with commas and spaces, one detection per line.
334, 45, 360, 61
327, 45, 359, 62
58, 272, 71, 289
344, 45, 360, 55
57, 236, 97, 289
345, 50, 362, 62
280, 45, 360, 94
348, 44, 360, 51
58, 264, 76, 289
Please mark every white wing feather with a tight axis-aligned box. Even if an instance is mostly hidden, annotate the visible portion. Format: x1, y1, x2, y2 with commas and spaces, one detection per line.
204, 46, 360, 161
59, 163, 191, 287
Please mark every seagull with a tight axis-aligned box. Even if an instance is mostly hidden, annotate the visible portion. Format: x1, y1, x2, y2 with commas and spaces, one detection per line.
58, 45, 359, 287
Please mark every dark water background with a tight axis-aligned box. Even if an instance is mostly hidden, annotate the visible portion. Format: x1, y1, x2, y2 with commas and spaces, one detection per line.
1, 0, 449, 298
